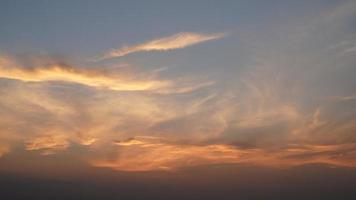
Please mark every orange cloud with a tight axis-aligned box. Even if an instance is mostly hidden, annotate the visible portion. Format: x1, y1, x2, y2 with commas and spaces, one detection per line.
0, 55, 215, 94
25, 135, 69, 155
92, 137, 243, 171
91, 137, 356, 171
0, 145, 10, 158
0, 64, 169, 91
77, 136, 98, 146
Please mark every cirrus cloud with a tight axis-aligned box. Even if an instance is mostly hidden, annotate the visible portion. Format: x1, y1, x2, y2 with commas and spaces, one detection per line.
0, 55, 169, 91
95, 32, 226, 60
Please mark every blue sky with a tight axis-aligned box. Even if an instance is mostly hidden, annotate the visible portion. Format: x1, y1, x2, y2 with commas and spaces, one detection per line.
0, 0, 339, 56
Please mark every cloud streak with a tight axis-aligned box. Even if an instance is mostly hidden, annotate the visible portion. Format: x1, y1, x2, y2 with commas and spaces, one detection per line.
92, 137, 356, 171
93, 136, 243, 171
0, 57, 169, 91
96, 32, 225, 60
25, 135, 69, 155
0, 55, 214, 94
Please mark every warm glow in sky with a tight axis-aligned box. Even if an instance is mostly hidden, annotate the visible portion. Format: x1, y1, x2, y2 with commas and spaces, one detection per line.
1, 1, 356, 199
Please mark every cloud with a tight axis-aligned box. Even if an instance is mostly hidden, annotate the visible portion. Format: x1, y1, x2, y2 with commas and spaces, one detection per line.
327, 94, 356, 101
92, 136, 356, 171
96, 32, 225, 60
0, 56, 169, 91
25, 135, 69, 155
2, 41, 356, 170
92, 136, 243, 171
0, 145, 10, 158
77, 136, 98, 146
342, 45, 356, 55
2, 2, 356, 173
0, 55, 215, 94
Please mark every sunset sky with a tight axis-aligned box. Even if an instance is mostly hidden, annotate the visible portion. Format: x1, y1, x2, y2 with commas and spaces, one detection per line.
1, 0, 356, 199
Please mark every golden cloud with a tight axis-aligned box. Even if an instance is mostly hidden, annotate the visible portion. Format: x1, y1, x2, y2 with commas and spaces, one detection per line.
0, 55, 215, 94
77, 136, 98, 146
25, 135, 69, 155
0, 64, 169, 92
92, 137, 356, 171
96, 32, 225, 60
0, 145, 10, 158
92, 137, 243, 171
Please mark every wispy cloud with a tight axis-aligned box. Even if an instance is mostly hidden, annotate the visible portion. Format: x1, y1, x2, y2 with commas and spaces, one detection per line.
25, 135, 69, 155
92, 136, 356, 171
0, 55, 214, 94
2, 1, 356, 173
328, 93, 356, 101
0, 55, 169, 91
342, 45, 356, 55
96, 32, 226, 60
93, 136, 243, 171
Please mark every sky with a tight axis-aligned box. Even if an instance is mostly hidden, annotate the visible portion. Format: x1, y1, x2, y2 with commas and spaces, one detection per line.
1, 0, 356, 199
